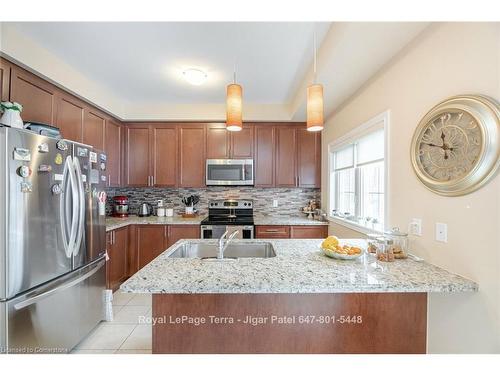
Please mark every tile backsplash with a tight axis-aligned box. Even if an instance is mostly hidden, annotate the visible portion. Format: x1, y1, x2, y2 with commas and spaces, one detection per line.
105, 187, 321, 217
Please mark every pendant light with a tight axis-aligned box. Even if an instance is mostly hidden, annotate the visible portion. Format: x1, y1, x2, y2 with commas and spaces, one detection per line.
307, 30, 324, 132
226, 65, 243, 132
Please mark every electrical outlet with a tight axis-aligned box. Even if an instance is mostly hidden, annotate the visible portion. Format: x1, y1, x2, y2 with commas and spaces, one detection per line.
435, 223, 448, 243
272, 199, 278, 208
409, 218, 422, 236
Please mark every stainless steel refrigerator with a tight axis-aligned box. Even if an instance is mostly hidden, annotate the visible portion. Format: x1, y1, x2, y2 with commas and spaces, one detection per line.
0, 126, 107, 354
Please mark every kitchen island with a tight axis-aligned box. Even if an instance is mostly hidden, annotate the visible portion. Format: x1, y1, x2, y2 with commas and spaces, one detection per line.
120, 239, 477, 354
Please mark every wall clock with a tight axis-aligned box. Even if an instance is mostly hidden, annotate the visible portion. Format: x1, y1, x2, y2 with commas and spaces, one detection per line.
410, 95, 500, 196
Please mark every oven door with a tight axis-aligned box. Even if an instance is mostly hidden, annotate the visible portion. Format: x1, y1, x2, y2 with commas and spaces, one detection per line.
206, 159, 253, 186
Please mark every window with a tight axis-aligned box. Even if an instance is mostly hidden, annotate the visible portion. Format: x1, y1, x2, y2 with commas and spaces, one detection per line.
329, 115, 387, 233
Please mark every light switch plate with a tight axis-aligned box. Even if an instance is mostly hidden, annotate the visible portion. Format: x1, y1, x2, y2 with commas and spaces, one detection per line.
272, 199, 278, 208
435, 223, 448, 243
409, 218, 422, 236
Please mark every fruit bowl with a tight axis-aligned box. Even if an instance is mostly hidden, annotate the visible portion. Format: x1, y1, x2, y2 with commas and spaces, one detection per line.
320, 236, 365, 260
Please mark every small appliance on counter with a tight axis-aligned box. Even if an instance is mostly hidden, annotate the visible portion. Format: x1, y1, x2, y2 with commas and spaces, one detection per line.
138, 202, 152, 217
112, 195, 129, 217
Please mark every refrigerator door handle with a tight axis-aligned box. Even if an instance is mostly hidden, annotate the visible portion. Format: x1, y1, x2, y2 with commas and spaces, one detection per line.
66, 156, 79, 257
60, 156, 71, 258
13, 258, 105, 310
72, 157, 86, 257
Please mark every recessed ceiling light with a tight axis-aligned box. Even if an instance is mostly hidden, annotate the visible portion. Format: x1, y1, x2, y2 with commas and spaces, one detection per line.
182, 69, 208, 86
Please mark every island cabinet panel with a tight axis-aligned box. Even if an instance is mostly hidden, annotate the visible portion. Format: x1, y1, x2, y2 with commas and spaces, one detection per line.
275, 126, 297, 187
83, 109, 106, 150
206, 123, 229, 159
55, 94, 84, 142
167, 225, 201, 247
10, 65, 56, 125
136, 225, 168, 270
152, 293, 427, 354
255, 225, 290, 239
290, 225, 328, 239
126, 125, 151, 187
106, 227, 129, 292
230, 124, 254, 158
0, 58, 12, 101
253, 125, 275, 187
178, 124, 206, 188
105, 119, 123, 187
152, 125, 178, 187
297, 129, 321, 188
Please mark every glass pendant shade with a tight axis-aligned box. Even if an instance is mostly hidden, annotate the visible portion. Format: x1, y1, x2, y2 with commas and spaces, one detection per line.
226, 83, 243, 131
307, 83, 324, 131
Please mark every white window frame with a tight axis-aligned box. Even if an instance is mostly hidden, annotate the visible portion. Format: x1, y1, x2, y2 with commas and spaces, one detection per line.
327, 110, 390, 235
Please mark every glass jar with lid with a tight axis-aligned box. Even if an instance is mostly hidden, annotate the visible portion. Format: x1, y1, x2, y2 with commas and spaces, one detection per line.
384, 227, 408, 259
376, 237, 394, 262
366, 233, 380, 254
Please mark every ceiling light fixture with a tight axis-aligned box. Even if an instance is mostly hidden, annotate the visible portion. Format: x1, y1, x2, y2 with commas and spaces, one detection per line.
183, 68, 208, 86
226, 64, 243, 132
306, 30, 324, 132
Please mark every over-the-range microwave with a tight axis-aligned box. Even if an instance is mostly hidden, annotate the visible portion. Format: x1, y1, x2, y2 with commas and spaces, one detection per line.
206, 159, 254, 186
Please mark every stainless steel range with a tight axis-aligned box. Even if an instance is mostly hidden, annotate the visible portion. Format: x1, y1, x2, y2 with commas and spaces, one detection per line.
0, 126, 107, 353
201, 199, 254, 239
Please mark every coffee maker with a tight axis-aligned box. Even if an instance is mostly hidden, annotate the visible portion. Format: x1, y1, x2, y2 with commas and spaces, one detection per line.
112, 195, 129, 217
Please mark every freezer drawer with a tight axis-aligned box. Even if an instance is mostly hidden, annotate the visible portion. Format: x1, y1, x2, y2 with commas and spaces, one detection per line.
0, 257, 105, 354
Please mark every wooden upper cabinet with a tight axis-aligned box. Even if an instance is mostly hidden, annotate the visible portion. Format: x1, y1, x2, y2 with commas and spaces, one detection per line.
275, 126, 297, 187
254, 125, 275, 187
231, 124, 254, 158
178, 124, 206, 187
206, 123, 229, 158
152, 125, 177, 187
10, 66, 56, 125
126, 125, 151, 187
55, 93, 83, 142
0, 58, 12, 102
83, 109, 105, 150
105, 119, 122, 187
297, 129, 321, 188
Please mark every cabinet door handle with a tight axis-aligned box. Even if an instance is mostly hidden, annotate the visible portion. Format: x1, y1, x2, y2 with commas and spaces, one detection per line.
164, 226, 167, 238
108, 175, 111, 187
264, 229, 280, 232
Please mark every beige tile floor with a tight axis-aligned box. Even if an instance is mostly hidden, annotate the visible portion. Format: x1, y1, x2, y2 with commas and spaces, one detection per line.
71, 291, 152, 354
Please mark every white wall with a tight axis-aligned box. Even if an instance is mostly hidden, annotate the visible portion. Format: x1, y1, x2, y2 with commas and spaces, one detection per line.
322, 22, 500, 353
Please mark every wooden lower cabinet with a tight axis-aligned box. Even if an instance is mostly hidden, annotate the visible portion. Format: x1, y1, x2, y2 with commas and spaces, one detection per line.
290, 225, 328, 239
167, 225, 200, 247
256, 225, 328, 239
152, 293, 427, 354
255, 225, 290, 239
106, 227, 129, 292
135, 225, 168, 270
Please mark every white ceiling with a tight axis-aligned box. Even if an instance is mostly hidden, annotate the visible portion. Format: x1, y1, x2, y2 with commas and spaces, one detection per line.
2, 22, 430, 121
6, 22, 330, 104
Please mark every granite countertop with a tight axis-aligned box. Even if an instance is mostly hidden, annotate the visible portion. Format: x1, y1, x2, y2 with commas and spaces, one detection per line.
120, 239, 478, 294
106, 215, 327, 231
254, 215, 328, 226
106, 215, 205, 231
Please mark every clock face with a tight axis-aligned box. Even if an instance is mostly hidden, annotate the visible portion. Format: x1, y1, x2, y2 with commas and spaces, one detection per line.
416, 110, 483, 181
410, 95, 500, 196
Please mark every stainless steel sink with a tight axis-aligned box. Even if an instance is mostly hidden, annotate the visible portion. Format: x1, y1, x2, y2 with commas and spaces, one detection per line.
167, 242, 276, 259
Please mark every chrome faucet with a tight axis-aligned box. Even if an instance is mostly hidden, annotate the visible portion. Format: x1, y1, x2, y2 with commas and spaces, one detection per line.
218, 230, 239, 259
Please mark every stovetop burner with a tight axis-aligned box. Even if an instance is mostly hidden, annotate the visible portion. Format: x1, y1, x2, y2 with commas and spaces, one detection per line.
201, 199, 254, 226
201, 216, 254, 226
